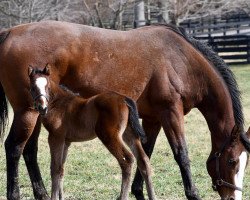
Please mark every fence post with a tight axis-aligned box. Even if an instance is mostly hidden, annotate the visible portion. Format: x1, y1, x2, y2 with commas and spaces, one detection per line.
247, 36, 250, 64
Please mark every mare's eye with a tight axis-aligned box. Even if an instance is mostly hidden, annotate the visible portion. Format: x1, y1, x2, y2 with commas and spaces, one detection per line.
228, 158, 237, 166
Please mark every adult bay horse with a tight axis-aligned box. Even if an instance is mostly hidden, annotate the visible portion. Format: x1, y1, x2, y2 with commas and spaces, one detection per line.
28, 65, 155, 200
0, 21, 249, 200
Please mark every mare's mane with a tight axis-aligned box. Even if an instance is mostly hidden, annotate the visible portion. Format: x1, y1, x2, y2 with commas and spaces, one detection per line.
151, 24, 244, 127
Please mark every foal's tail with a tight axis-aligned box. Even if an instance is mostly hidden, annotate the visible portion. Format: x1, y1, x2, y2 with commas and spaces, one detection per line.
0, 82, 8, 140
125, 97, 147, 143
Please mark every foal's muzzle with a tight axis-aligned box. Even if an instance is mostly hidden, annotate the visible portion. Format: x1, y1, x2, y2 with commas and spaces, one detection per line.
33, 94, 49, 115
35, 105, 48, 116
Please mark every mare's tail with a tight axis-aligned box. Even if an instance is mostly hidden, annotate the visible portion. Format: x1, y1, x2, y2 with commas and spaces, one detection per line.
0, 30, 10, 140
125, 97, 147, 143
0, 83, 8, 140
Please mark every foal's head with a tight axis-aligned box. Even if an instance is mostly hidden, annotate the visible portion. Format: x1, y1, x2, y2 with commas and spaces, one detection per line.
207, 126, 250, 200
28, 64, 50, 115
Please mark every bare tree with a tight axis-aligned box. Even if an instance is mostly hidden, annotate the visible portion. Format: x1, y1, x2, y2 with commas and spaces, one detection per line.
152, 0, 250, 25
0, 0, 249, 29
134, 0, 145, 27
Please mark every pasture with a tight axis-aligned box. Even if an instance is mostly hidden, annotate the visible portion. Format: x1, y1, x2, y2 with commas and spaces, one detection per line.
0, 65, 249, 200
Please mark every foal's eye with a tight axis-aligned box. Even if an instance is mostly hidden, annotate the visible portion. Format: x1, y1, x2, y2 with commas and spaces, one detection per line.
228, 158, 237, 166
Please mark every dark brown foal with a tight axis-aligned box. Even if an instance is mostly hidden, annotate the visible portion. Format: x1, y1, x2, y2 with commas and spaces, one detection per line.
28, 65, 156, 200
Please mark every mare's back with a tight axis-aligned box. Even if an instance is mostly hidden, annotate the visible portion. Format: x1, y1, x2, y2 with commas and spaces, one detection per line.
0, 21, 211, 102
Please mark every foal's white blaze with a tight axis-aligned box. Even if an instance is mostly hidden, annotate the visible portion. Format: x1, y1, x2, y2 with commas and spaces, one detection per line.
234, 151, 247, 200
35, 77, 48, 109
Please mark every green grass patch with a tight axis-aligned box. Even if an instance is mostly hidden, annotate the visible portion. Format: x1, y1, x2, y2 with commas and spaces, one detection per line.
0, 65, 249, 199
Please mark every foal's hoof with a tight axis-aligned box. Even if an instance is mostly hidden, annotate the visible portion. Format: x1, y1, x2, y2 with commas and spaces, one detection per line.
36, 194, 51, 200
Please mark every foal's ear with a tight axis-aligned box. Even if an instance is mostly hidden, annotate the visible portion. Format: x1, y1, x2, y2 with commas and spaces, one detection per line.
28, 66, 34, 76
43, 64, 51, 75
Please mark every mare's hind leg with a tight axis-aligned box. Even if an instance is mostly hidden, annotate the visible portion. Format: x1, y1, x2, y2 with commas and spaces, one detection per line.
23, 116, 50, 200
161, 102, 201, 200
131, 120, 161, 200
123, 127, 156, 200
96, 126, 134, 200
5, 109, 39, 200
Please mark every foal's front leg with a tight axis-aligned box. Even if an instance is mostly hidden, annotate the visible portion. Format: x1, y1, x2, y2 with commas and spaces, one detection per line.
59, 142, 70, 200
48, 135, 66, 200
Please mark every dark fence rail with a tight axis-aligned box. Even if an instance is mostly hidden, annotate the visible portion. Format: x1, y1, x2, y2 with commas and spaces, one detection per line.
180, 14, 250, 36
182, 20, 250, 37
195, 35, 250, 65
181, 15, 250, 65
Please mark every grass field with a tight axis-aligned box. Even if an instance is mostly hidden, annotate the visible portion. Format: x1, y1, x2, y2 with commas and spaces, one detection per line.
0, 65, 249, 200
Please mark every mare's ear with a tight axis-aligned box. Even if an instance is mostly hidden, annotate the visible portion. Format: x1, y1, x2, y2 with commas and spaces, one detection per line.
246, 127, 250, 138
28, 66, 34, 77
43, 64, 50, 75
231, 125, 241, 142
240, 127, 250, 152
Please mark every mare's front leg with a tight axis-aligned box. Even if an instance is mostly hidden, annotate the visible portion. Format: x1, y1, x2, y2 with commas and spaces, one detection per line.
131, 119, 161, 200
23, 116, 50, 200
5, 109, 39, 200
161, 102, 201, 200
48, 134, 66, 200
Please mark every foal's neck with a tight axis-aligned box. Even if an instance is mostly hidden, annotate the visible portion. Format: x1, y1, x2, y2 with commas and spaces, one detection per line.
48, 80, 84, 111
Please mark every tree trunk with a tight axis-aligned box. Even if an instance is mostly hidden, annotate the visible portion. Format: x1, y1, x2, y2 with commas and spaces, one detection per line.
158, 0, 169, 23
134, 0, 145, 28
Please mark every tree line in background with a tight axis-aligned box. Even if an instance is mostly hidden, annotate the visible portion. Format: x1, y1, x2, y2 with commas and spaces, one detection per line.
0, 0, 250, 30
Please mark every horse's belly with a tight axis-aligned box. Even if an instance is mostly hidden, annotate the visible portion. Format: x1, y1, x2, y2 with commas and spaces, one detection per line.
65, 130, 97, 142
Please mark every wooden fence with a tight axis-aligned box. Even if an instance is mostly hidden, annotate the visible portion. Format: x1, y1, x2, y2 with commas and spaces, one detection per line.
181, 15, 250, 65
195, 35, 250, 65
121, 6, 250, 65
181, 16, 250, 37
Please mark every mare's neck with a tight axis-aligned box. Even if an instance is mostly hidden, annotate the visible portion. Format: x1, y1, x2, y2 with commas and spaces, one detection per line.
197, 71, 235, 151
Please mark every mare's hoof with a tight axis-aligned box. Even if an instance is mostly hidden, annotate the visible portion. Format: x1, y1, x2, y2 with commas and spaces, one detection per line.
131, 190, 145, 200
185, 188, 202, 200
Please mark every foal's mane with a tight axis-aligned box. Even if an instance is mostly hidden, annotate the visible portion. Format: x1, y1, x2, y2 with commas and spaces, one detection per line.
151, 24, 244, 127
0, 31, 10, 45
59, 85, 80, 97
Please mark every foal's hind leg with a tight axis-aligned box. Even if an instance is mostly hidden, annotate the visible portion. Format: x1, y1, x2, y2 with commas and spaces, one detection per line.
124, 127, 156, 200
96, 126, 134, 200
131, 119, 161, 200
161, 103, 201, 200
23, 116, 50, 200
5, 109, 39, 200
